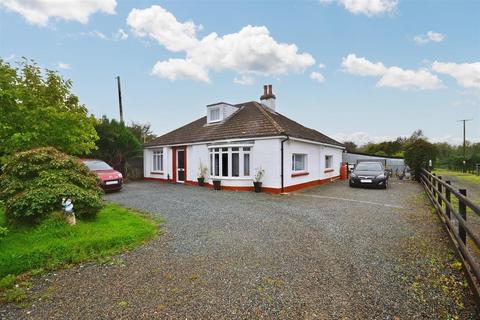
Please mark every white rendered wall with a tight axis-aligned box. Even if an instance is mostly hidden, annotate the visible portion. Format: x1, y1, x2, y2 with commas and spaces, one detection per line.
144, 138, 342, 190
283, 139, 343, 187
187, 144, 209, 182
144, 147, 169, 179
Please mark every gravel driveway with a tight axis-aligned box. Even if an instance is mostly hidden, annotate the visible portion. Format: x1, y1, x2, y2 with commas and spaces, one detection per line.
1, 180, 477, 319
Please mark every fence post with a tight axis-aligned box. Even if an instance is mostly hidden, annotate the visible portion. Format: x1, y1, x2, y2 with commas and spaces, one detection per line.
432, 173, 437, 195
445, 181, 451, 220
459, 189, 467, 244
437, 176, 443, 208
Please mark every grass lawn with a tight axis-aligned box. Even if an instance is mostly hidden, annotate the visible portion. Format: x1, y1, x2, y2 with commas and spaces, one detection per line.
0, 203, 159, 302
433, 168, 480, 184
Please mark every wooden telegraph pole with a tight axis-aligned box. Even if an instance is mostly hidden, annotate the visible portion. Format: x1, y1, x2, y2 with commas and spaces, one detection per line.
116, 76, 124, 123
457, 119, 472, 172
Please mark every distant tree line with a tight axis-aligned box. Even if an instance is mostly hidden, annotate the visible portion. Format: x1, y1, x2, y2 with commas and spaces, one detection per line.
343, 130, 480, 173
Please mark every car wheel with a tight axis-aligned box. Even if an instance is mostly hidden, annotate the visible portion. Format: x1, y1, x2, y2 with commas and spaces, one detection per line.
383, 179, 388, 189
349, 181, 354, 188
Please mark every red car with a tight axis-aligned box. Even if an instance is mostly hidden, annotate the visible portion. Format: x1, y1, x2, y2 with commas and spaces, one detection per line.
82, 159, 123, 192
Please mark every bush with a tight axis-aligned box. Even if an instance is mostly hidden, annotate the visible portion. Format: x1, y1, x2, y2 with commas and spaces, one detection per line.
404, 138, 437, 181
0, 226, 8, 239
0, 147, 103, 222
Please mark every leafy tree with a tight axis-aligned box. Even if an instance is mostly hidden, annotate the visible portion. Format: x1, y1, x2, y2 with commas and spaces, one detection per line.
343, 141, 357, 152
0, 147, 102, 223
128, 122, 156, 144
404, 138, 437, 181
0, 59, 98, 164
91, 116, 142, 175
374, 150, 387, 156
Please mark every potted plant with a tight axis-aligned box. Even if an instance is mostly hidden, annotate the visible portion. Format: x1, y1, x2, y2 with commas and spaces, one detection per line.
213, 179, 221, 190
253, 167, 265, 193
197, 162, 208, 186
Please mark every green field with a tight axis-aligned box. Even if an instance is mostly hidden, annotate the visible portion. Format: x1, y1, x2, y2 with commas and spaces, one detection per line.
0, 204, 159, 279
434, 168, 480, 184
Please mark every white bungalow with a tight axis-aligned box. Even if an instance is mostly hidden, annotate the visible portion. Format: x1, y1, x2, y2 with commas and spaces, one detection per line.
144, 85, 344, 193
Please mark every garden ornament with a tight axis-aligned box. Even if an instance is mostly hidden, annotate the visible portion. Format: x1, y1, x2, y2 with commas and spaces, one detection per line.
61, 197, 76, 225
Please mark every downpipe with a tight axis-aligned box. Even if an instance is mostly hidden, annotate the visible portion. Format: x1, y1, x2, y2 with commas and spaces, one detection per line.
280, 134, 290, 193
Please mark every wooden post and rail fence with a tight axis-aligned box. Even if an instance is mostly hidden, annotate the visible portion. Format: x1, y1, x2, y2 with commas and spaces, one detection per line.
420, 168, 480, 305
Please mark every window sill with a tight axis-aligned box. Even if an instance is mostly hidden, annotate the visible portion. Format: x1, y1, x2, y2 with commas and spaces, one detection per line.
150, 171, 164, 175
324, 168, 334, 173
208, 176, 252, 180
291, 171, 309, 177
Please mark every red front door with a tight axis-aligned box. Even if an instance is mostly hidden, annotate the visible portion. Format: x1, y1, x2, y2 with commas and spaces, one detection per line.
176, 148, 185, 183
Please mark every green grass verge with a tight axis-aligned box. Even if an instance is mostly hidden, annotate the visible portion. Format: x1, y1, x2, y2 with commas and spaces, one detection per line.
0, 203, 159, 279
434, 168, 480, 184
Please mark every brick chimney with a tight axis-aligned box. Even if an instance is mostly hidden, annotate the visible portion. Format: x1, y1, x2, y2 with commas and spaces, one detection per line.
260, 84, 276, 111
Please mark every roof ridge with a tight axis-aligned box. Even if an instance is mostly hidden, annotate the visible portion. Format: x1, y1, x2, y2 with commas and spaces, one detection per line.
253, 102, 285, 134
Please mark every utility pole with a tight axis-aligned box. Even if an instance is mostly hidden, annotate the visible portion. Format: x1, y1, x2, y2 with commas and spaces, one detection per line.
115, 76, 124, 123
457, 119, 472, 172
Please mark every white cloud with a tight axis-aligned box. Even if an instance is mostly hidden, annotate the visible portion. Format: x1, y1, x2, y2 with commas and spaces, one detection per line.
114, 28, 128, 41
321, 0, 398, 16
332, 132, 398, 146
341, 54, 386, 76
79, 30, 108, 40
127, 5, 198, 52
152, 59, 210, 82
77, 29, 128, 41
233, 74, 255, 86
0, 0, 116, 26
429, 135, 469, 145
342, 54, 443, 90
127, 5, 315, 83
310, 71, 325, 83
414, 31, 445, 44
333, 132, 478, 146
57, 62, 70, 69
3, 53, 15, 61
432, 61, 480, 89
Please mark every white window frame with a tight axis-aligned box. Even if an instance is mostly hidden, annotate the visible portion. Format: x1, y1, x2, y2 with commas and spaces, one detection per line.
152, 150, 163, 172
292, 153, 307, 172
325, 155, 333, 169
209, 107, 221, 123
208, 145, 251, 179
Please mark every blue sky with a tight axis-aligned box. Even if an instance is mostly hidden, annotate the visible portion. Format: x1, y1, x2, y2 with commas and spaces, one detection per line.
1, 0, 479, 145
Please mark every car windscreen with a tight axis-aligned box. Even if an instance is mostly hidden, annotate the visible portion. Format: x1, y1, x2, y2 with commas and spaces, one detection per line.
84, 160, 112, 171
355, 163, 383, 171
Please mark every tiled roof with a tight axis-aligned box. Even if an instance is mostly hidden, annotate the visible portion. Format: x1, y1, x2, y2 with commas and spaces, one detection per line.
145, 101, 344, 148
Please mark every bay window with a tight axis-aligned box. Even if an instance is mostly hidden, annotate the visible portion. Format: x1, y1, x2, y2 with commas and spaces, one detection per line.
209, 146, 251, 178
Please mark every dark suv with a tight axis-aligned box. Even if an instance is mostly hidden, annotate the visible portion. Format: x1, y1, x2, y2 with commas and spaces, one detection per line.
349, 162, 389, 189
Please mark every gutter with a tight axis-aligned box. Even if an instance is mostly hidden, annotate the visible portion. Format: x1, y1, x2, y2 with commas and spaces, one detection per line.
280, 133, 290, 193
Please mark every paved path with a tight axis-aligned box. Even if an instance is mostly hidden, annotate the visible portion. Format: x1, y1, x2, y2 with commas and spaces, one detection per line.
1, 180, 477, 319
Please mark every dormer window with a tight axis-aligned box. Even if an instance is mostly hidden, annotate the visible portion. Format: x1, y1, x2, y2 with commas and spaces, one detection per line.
206, 102, 238, 124
209, 107, 221, 122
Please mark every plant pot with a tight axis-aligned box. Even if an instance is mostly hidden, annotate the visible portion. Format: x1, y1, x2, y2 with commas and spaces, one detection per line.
253, 181, 262, 193
197, 177, 205, 186
213, 180, 221, 190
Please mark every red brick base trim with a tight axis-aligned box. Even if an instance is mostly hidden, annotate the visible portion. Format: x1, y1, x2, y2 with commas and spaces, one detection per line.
144, 175, 341, 194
